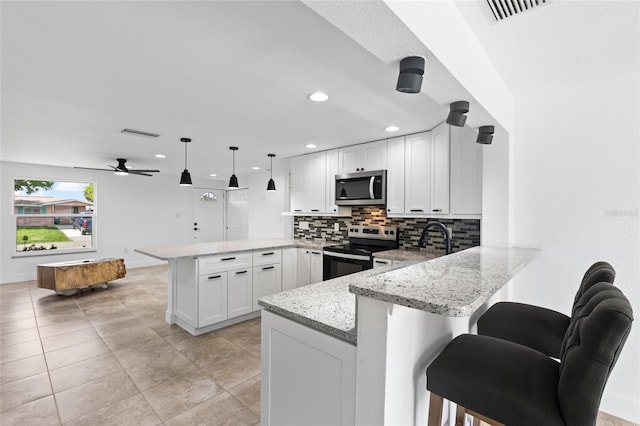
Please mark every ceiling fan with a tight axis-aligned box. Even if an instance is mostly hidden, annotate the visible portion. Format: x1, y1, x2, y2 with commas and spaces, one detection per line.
74, 158, 160, 176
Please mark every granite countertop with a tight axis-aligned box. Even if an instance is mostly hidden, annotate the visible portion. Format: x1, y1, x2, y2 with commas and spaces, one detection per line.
135, 238, 331, 260
374, 249, 441, 262
259, 246, 537, 343
258, 261, 415, 344
351, 246, 539, 317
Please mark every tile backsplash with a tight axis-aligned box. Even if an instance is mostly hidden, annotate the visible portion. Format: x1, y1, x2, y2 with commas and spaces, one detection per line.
293, 207, 480, 254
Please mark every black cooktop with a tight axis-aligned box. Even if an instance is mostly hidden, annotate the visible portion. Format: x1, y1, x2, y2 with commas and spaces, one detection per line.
324, 243, 394, 256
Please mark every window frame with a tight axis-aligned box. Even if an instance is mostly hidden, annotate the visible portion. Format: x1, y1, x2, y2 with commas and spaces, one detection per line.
12, 178, 97, 258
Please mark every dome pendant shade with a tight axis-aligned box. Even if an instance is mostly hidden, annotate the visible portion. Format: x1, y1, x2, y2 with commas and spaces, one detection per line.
179, 137, 193, 186
228, 146, 239, 189
180, 170, 192, 186
267, 178, 276, 192
266, 153, 276, 192
396, 56, 425, 93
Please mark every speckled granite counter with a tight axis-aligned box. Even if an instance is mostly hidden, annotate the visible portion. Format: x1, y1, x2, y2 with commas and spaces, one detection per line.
135, 238, 331, 260
258, 261, 415, 344
259, 246, 537, 343
352, 246, 539, 317
374, 249, 441, 262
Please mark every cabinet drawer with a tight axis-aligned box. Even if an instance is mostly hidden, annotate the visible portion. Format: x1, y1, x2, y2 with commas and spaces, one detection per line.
199, 253, 252, 275
253, 249, 282, 267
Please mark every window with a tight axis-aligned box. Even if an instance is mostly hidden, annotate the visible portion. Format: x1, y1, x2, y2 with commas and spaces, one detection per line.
13, 179, 96, 255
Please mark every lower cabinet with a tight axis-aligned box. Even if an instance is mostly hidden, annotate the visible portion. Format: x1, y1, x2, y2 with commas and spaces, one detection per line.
228, 268, 253, 319
253, 263, 282, 311
198, 272, 228, 327
261, 310, 356, 425
297, 248, 324, 287
282, 248, 298, 291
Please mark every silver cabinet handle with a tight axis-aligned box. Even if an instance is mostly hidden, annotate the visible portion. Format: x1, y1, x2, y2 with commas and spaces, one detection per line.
369, 176, 375, 199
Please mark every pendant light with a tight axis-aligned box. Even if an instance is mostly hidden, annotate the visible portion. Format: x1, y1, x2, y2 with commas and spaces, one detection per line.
266, 153, 276, 191
228, 146, 239, 189
179, 138, 192, 186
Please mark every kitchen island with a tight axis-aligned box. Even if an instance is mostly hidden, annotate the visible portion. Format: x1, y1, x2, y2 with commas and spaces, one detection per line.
258, 246, 538, 426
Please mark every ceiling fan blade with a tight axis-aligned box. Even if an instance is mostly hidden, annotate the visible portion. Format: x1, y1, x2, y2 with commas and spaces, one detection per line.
128, 169, 160, 173
73, 166, 113, 172
129, 171, 154, 176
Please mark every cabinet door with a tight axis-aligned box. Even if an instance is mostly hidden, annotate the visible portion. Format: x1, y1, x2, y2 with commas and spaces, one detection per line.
338, 146, 362, 173
198, 272, 228, 327
309, 250, 324, 284
404, 132, 431, 214
228, 268, 253, 319
450, 125, 482, 215
282, 248, 298, 292
361, 140, 387, 171
325, 149, 341, 214
386, 137, 405, 215
430, 123, 450, 215
291, 156, 306, 213
306, 152, 326, 213
253, 263, 282, 311
297, 249, 311, 287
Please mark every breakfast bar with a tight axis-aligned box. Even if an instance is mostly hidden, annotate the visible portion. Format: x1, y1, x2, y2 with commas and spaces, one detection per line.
258, 246, 538, 426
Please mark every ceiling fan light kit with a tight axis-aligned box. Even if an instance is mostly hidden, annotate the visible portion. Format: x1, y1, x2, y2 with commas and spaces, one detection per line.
228, 146, 239, 189
179, 137, 193, 186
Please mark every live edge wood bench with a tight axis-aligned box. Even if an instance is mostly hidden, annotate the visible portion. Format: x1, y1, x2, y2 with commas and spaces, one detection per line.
37, 258, 126, 295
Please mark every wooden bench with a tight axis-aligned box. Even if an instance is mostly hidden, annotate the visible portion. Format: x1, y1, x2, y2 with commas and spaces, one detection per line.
37, 258, 126, 295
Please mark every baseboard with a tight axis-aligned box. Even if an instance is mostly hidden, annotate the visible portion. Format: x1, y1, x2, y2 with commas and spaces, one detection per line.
600, 391, 640, 424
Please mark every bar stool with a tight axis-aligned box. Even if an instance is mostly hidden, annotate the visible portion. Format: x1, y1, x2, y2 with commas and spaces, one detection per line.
426, 284, 633, 426
477, 261, 615, 358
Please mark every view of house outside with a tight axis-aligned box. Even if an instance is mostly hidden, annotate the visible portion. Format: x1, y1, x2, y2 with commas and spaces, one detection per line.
13, 179, 95, 253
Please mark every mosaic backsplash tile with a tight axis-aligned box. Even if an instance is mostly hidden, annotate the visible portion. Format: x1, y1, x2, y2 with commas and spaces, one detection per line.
293, 207, 480, 254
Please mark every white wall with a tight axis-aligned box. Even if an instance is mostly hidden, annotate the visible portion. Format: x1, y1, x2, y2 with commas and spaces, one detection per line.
247, 168, 292, 240
509, 70, 639, 422
0, 161, 222, 283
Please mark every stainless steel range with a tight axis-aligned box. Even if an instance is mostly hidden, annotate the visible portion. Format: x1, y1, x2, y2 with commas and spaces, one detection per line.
323, 225, 399, 280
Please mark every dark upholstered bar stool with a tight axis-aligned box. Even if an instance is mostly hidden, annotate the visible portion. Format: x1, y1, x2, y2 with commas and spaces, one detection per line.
426, 284, 633, 426
477, 261, 615, 358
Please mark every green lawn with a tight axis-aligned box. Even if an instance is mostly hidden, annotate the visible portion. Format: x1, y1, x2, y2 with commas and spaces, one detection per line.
16, 226, 71, 245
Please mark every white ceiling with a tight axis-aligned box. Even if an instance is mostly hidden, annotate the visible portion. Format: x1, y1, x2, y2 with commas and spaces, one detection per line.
2, 0, 637, 182
0, 1, 447, 181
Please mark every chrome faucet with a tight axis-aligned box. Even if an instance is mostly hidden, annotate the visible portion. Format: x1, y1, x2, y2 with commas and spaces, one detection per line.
418, 222, 452, 255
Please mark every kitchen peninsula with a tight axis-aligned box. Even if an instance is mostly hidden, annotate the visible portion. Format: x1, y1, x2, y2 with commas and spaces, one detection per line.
258, 246, 538, 426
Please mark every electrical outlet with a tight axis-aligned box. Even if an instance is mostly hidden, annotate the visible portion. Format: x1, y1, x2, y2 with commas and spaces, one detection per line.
334, 223, 340, 232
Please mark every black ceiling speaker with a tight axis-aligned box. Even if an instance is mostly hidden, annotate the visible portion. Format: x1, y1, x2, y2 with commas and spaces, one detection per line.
396, 56, 425, 93
476, 125, 495, 144
446, 100, 470, 127
179, 138, 193, 186
228, 146, 239, 189
267, 153, 276, 192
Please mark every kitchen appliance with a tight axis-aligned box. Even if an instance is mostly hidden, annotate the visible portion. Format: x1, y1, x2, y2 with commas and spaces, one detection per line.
335, 170, 387, 206
323, 224, 398, 280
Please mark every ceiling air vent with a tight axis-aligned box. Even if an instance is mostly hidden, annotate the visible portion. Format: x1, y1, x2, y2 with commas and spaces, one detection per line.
121, 128, 160, 138
486, 0, 551, 22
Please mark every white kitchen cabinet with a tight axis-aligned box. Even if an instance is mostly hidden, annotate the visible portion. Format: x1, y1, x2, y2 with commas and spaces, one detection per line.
253, 263, 282, 311
404, 131, 431, 214
325, 149, 341, 214
291, 152, 326, 214
228, 268, 252, 319
386, 136, 405, 215
338, 140, 387, 174
297, 248, 324, 286
450, 125, 482, 215
261, 310, 356, 426
198, 272, 228, 327
282, 248, 298, 291
430, 122, 450, 215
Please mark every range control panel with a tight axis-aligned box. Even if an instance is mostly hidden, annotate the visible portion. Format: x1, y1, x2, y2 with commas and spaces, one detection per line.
347, 225, 398, 241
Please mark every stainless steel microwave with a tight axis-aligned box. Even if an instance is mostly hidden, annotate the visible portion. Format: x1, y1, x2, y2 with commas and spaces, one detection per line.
335, 170, 387, 206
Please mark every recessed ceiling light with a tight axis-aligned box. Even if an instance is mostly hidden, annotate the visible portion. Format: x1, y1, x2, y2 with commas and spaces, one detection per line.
252, 167, 260, 170
209, 173, 217, 177
305, 144, 317, 149
155, 154, 166, 158
385, 126, 400, 132
308, 92, 329, 102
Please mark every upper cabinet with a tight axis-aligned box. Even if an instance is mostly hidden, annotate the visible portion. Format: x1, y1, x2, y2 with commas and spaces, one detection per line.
386, 137, 405, 215
449, 125, 482, 215
338, 140, 388, 174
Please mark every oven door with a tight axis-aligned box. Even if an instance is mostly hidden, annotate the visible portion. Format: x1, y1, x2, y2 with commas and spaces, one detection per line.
323, 251, 373, 280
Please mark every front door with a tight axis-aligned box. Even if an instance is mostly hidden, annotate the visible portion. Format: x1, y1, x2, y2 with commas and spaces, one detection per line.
193, 188, 224, 242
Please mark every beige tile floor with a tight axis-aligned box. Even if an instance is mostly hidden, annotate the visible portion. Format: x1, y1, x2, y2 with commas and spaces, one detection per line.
0, 265, 636, 426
